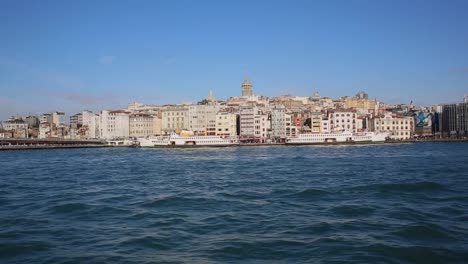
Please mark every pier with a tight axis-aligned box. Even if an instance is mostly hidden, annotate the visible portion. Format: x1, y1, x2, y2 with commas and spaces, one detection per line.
0, 139, 105, 150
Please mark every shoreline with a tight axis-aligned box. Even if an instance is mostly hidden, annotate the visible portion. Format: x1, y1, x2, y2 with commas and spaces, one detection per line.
1, 138, 468, 150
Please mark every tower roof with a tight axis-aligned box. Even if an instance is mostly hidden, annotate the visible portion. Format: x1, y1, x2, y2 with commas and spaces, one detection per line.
242, 74, 252, 86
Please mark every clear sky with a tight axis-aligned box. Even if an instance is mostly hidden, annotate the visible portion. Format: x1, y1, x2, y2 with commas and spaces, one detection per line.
1, 0, 467, 120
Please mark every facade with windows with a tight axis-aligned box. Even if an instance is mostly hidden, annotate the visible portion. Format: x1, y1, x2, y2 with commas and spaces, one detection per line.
161, 106, 189, 134
271, 106, 286, 139
215, 112, 237, 136
442, 102, 468, 138
99, 110, 130, 139
188, 104, 219, 135
328, 109, 360, 133
369, 113, 414, 140
130, 113, 154, 138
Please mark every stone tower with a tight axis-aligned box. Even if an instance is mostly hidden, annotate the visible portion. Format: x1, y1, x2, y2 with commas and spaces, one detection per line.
241, 74, 253, 97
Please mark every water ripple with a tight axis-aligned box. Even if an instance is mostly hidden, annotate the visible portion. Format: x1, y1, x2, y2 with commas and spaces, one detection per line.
1, 143, 468, 263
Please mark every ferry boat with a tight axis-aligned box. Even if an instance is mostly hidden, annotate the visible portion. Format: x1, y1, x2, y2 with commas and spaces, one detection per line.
105, 139, 137, 147
285, 131, 387, 145
138, 132, 239, 148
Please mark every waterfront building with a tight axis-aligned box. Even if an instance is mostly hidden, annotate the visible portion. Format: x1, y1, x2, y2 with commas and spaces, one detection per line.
161, 105, 189, 134
152, 113, 163, 136
39, 112, 67, 138
188, 104, 219, 135
81, 111, 99, 139
52, 112, 66, 127
40, 113, 52, 124
441, 102, 468, 138
25, 116, 39, 129
239, 106, 269, 141
2, 119, 28, 138
70, 113, 83, 130
129, 113, 153, 138
0, 131, 13, 139
310, 113, 323, 133
271, 106, 286, 139
254, 112, 270, 142
328, 109, 360, 133
99, 110, 130, 139
215, 112, 237, 136
241, 75, 253, 97
370, 113, 414, 140
239, 107, 256, 140
39, 122, 51, 139
321, 118, 330, 133
285, 114, 297, 137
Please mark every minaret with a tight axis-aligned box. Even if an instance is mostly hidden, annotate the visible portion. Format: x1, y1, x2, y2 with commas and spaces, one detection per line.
241, 74, 253, 97
207, 89, 215, 103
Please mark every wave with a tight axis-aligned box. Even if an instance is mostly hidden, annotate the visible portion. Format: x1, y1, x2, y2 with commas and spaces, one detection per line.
49, 202, 91, 214
330, 205, 376, 217
209, 239, 307, 259
141, 195, 224, 210
118, 235, 172, 250
390, 223, 455, 240
362, 243, 467, 263
352, 181, 446, 193
288, 188, 330, 199
0, 241, 52, 258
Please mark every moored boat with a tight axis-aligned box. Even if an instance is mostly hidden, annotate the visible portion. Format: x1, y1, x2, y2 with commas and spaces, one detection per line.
285, 131, 388, 145
138, 132, 239, 148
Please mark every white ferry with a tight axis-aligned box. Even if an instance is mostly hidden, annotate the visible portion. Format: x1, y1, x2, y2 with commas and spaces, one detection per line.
105, 139, 137, 147
138, 132, 239, 148
285, 131, 387, 145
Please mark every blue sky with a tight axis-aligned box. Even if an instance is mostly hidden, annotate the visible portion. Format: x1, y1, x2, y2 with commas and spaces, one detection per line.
1, 0, 467, 119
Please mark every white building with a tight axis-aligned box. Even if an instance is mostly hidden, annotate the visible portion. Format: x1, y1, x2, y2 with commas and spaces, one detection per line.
320, 118, 330, 133
370, 113, 414, 140
39, 122, 51, 139
328, 109, 361, 133
99, 110, 130, 139
2, 119, 28, 138
162, 106, 189, 134
81, 111, 99, 139
129, 113, 154, 138
254, 112, 270, 142
215, 112, 237, 136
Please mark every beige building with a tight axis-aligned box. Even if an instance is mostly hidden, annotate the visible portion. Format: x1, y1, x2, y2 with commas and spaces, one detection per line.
129, 113, 154, 138
344, 97, 378, 111
153, 114, 162, 136
162, 106, 189, 134
310, 113, 322, 133
254, 113, 270, 142
370, 113, 414, 140
188, 104, 219, 135
215, 112, 237, 136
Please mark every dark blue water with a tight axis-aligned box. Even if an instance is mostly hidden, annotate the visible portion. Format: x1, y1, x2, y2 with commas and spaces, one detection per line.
1, 143, 468, 263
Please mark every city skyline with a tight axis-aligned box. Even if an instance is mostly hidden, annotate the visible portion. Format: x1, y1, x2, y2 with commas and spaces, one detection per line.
1, 0, 468, 120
